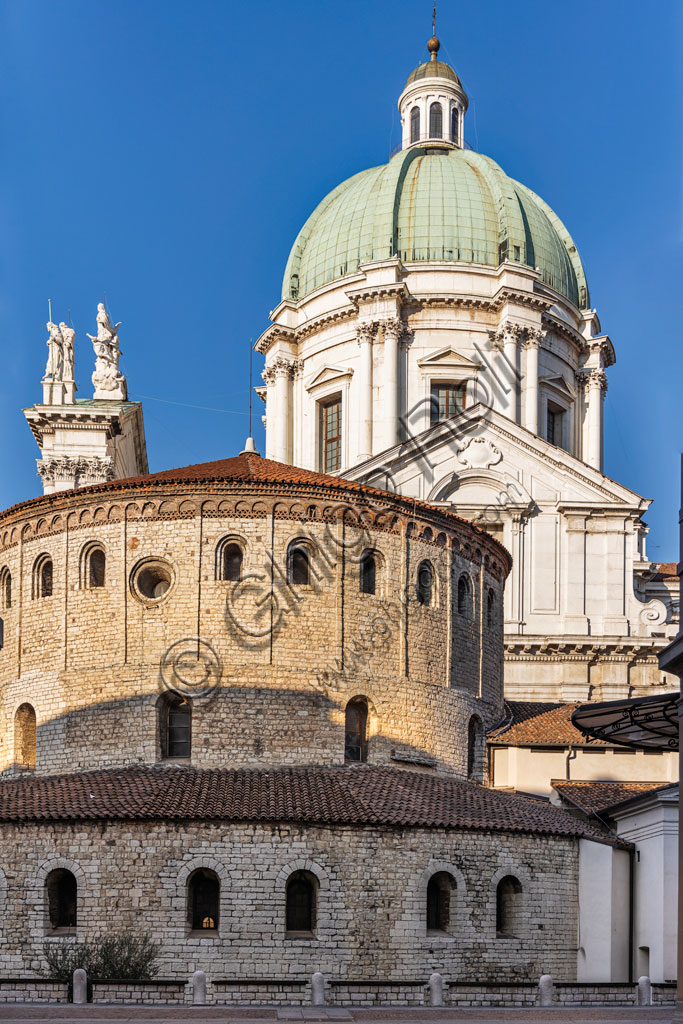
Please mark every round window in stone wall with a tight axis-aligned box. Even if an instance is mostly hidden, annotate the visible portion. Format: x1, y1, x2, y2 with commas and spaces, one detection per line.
130, 558, 175, 603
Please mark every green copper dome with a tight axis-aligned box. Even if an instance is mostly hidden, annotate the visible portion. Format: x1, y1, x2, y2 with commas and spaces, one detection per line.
282, 146, 589, 309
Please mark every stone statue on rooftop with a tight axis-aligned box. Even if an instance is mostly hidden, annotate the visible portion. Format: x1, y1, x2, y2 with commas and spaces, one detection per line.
87, 301, 127, 400
59, 323, 75, 382
43, 321, 64, 381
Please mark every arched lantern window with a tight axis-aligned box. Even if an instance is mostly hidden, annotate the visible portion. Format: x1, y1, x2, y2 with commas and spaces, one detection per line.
410, 105, 420, 143
429, 102, 443, 139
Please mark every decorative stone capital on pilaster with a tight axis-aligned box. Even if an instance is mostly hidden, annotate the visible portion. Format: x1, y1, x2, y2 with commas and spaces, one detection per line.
574, 369, 589, 392
490, 320, 525, 352
356, 322, 376, 346
263, 357, 297, 385
380, 317, 404, 343
37, 455, 116, 489
522, 327, 544, 349
587, 368, 608, 394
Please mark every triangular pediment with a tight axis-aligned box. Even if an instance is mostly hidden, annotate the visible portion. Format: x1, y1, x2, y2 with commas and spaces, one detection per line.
345, 404, 648, 511
305, 365, 353, 392
417, 347, 482, 370
540, 374, 576, 400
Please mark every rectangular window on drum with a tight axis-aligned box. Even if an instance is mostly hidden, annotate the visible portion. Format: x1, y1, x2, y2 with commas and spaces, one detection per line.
321, 396, 342, 473
430, 382, 466, 424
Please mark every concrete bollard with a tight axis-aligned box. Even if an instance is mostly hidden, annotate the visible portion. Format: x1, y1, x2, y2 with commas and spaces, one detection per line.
538, 974, 553, 1007
192, 970, 207, 1005
311, 972, 325, 1006
637, 976, 652, 1006
429, 972, 444, 1007
72, 968, 87, 1005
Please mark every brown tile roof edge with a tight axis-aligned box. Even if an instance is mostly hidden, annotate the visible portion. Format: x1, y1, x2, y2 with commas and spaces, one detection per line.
487, 700, 609, 747
552, 779, 677, 816
0, 453, 510, 569
0, 764, 626, 846
651, 561, 679, 581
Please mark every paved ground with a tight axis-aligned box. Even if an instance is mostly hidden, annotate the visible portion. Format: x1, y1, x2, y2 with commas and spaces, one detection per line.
0, 1008, 674, 1023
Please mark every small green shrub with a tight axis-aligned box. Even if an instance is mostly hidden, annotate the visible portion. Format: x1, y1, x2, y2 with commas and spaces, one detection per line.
42, 932, 160, 982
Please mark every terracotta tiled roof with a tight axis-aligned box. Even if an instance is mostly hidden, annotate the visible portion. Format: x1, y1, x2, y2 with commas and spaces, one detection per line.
0, 453, 510, 569
0, 765, 620, 844
552, 780, 673, 816
651, 562, 679, 581
488, 701, 609, 747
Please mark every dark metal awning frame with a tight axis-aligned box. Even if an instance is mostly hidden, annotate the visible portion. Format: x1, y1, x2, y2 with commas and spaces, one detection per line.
571, 691, 680, 751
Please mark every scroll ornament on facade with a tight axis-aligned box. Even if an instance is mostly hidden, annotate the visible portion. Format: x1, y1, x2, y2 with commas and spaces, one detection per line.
87, 303, 128, 400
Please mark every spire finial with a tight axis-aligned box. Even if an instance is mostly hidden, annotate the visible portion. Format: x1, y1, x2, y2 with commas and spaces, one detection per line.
427, 3, 440, 61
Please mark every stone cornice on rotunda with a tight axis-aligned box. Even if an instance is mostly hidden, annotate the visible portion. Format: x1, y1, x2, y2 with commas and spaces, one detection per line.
0, 452, 511, 578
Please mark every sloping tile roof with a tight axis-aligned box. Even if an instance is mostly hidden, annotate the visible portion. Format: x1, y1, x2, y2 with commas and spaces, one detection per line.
552, 780, 673, 816
488, 701, 608, 747
651, 562, 679, 581
0, 765, 621, 844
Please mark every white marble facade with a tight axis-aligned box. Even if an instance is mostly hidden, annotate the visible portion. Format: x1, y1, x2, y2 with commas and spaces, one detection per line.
257, 53, 679, 703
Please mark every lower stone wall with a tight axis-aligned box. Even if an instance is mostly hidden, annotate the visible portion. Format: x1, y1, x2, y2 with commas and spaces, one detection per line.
91, 980, 186, 1005
0, 980, 68, 1003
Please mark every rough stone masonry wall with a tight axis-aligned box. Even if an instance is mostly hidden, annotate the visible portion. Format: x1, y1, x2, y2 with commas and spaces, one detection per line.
0, 820, 578, 985
0, 484, 508, 777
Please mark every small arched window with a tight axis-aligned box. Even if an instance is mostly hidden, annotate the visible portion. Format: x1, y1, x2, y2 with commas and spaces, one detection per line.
360, 550, 376, 595
486, 588, 496, 627
427, 872, 456, 933
345, 697, 368, 763
429, 102, 443, 139
159, 693, 191, 759
496, 875, 523, 937
188, 868, 220, 931
46, 869, 77, 931
33, 554, 53, 599
450, 106, 459, 142
14, 703, 36, 770
457, 574, 471, 617
287, 543, 310, 587
416, 560, 434, 606
410, 105, 420, 143
286, 870, 317, 935
467, 716, 482, 780
217, 540, 243, 582
0, 567, 11, 609
81, 544, 106, 589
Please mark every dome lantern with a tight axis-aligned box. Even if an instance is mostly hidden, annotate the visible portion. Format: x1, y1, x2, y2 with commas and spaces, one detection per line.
398, 32, 468, 151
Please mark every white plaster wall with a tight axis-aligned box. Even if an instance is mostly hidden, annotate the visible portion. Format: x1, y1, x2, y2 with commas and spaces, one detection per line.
578, 840, 630, 982
492, 747, 679, 797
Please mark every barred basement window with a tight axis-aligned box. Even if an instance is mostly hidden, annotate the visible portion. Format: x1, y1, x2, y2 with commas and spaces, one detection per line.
410, 105, 420, 143
188, 868, 220, 931
32, 554, 53, 599
429, 101, 443, 139
286, 871, 317, 935
14, 703, 36, 770
427, 872, 456, 933
216, 539, 243, 582
416, 560, 434, 606
359, 550, 376, 595
344, 697, 368, 763
496, 875, 523, 937
287, 543, 310, 586
0, 566, 11, 609
159, 693, 191, 759
46, 869, 77, 931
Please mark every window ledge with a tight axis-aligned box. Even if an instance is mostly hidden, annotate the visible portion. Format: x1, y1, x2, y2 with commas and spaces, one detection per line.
426, 930, 453, 939
188, 929, 219, 938
157, 757, 191, 766
46, 929, 76, 937
285, 931, 316, 940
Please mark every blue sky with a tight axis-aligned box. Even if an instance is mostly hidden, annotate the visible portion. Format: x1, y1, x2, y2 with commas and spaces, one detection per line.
1, 0, 681, 556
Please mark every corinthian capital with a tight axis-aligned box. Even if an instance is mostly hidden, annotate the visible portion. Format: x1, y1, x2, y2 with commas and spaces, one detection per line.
381, 317, 404, 342
263, 356, 296, 383
356, 322, 375, 345
491, 320, 525, 351
588, 368, 608, 394
523, 327, 545, 349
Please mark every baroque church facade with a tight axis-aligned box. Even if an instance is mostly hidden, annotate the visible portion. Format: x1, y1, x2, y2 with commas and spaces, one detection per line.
0, 30, 677, 1004
256, 36, 679, 704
